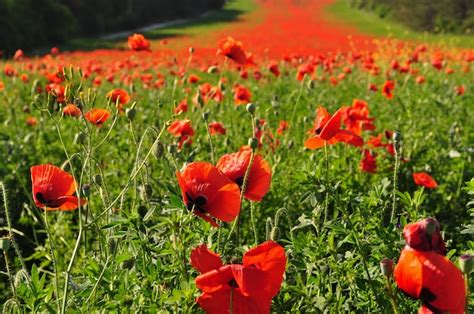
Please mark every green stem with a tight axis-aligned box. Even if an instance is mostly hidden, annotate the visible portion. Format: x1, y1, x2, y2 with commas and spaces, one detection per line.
386, 277, 399, 314
324, 143, 330, 224
390, 147, 400, 224
44, 210, 60, 312
250, 201, 258, 245
3, 250, 17, 297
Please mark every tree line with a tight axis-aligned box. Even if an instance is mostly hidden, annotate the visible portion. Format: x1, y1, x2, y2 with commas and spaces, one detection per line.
349, 0, 474, 34
0, 0, 226, 54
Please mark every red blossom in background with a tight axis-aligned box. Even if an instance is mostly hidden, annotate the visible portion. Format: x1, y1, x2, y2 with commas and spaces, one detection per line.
208, 122, 226, 135
413, 172, 438, 189
167, 119, 195, 149
128, 33, 151, 52
233, 84, 251, 105
360, 149, 377, 173
85, 108, 111, 127
217, 37, 247, 65
382, 80, 395, 99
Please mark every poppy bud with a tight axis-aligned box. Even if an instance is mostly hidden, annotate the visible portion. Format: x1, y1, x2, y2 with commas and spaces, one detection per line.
249, 137, 259, 149
271, 100, 280, 109
270, 227, 280, 240
168, 144, 177, 155
392, 131, 402, 154
424, 217, 439, 237
207, 66, 218, 74
202, 111, 210, 121
272, 95, 279, 101
189, 47, 195, 54
459, 254, 473, 274
380, 258, 394, 276
196, 93, 204, 107
307, 79, 315, 90
303, 116, 309, 124
246, 103, 256, 115
126, 107, 136, 121
82, 184, 91, 197
22, 105, 30, 113
93, 174, 103, 186
74, 132, 87, 145
121, 258, 135, 270
0, 238, 10, 251
108, 238, 117, 255
218, 81, 226, 91
139, 184, 153, 201
153, 141, 164, 159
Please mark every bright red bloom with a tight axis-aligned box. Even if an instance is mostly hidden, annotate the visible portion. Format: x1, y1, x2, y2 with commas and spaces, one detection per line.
174, 100, 188, 114
402, 218, 446, 255
47, 83, 66, 103
50, 47, 60, 55
176, 162, 241, 226
341, 99, 375, 135
217, 148, 272, 202
415, 76, 426, 85
31, 164, 86, 210
217, 37, 247, 65
233, 84, 251, 105
107, 88, 130, 108
455, 85, 465, 96
13, 49, 24, 61
26, 116, 38, 126
167, 119, 195, 149
192, 241, 286, 314
268, 60, 280, 77
63, 104, 82, 117
188, 74, 201, 84
208, 122, 226, 135
360, 149, 377, 173
304, 106, 363, 150
128, 33, 151, 52
85, 108, 111, 126
413, 172, 438, 189
382, 80, 396, 99
394, 247, 465, 314
296, 63, 314, 81
276, 120, 289, 135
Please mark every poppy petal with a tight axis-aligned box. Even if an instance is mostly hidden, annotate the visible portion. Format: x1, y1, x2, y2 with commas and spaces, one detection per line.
190, 244, 223, 274
304, 136, 326, 149
320, 108, 342, 140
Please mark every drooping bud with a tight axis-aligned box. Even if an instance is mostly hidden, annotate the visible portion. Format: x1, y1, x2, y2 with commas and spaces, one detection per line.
246, 103, 256, 115
82, 184, 91, 197
248, 137, 259, 149
125, 107, 136, 121
202, 111, 210, 121
153, 141, 164, 159
459, 254, 473, 274
380, 258, 394, 277
93, 174, 103, 186
424, 217, 439, 237
0, 237, 10, 251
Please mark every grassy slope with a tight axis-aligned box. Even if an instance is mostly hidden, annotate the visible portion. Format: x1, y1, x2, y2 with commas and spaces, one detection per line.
326, 0, 474, 48
65, 0, 256, 51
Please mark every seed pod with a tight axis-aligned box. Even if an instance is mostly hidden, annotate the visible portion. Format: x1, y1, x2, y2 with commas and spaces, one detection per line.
207, 66, 218, 74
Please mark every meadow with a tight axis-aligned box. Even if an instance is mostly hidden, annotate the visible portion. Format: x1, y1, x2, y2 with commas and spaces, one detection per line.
0, 0, 473, 313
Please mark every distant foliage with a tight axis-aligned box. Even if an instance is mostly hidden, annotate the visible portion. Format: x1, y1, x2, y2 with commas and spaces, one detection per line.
350, 0, 474, 34
0, 0, 226, 54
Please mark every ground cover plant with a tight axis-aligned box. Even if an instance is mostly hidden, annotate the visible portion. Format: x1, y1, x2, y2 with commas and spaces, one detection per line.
0, 0, 473, 312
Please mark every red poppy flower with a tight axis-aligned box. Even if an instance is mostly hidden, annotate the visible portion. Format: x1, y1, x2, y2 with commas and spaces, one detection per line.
188, 74, 200, 84
13, 49, 24, 61
31, 164, 87, 210
217, 148, 272, 202
192, 241, 286, 314
276, 120, 289, 135
455, 85, 465, 96
413, 172, 438, 189
217, 37, 247, 65
26, 116, 38, 127
360, 149, 377, 173
208, 122, 226, 135
128, 33, 151, 52
177, 162, 240, 226
85, 108, 111, 126
233, 84, 251, 105
63, 104, 82, 117
0, 81, 4, 91
296, 63, 314, 81
167, 119, 195, 149
268, 60, 280, 77
107, 88, 130, 108
394, 247, 465, 314
402, 218, 446, 254
50, 47, 60, 55
174, 100, 188, 114
415, 76, 426, 84
304, 106, 363, 150
382, 80, 396, 99
341, 99, 375, 135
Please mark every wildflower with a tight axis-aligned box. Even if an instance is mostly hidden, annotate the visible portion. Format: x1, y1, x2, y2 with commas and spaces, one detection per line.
107, 88, 130, 108
382, 80, 395, 99
128, 33, 151, 51
217, 147, 272, 202
360, 149, 377, 173
233, 84, 252, 105
31, 164, 86, 210
167, 119, 195, 149
63, 104, 82, 117
191, 241, 286, 313
85, 108, 111, 126
176, 162, 241, 226
413, 172, 438, 189
217, 37, 247, 65
208, 122, 226, 135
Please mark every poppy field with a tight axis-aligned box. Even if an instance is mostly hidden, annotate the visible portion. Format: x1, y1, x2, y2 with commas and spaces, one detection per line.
0, 0, 473, 313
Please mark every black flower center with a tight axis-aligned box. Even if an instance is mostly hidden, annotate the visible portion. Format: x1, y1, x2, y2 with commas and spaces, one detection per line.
315, 127, 322, 135
235, 177, 244, 188
185, 192, 207, 213
228, 279, 239, 288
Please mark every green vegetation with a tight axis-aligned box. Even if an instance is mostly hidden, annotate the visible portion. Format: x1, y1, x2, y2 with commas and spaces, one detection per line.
327, 0, 474, 48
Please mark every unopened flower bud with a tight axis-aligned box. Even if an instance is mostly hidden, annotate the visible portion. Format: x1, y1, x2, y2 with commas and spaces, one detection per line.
126, 107, 136, 121
82, 184, 91, 197
153, 141, 164, 159
249, 137, 259, 149
168, 144, 177, 155
93, 174, 103, 186
108, 238, 117, 255
459, 254, 473, 274
424, 217, 439, 237
207, 66, 218, 74
139, 184, 153, 201
218, 81, 226, 91
393, 131, 402, 153
202, 111, 210, 121
74, 132, 87, 145
189, 47, 195, 54
307, 79, 315, 90
246, 103, 256, 115
380, 258, 394, 276
0, 238, 10, 251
